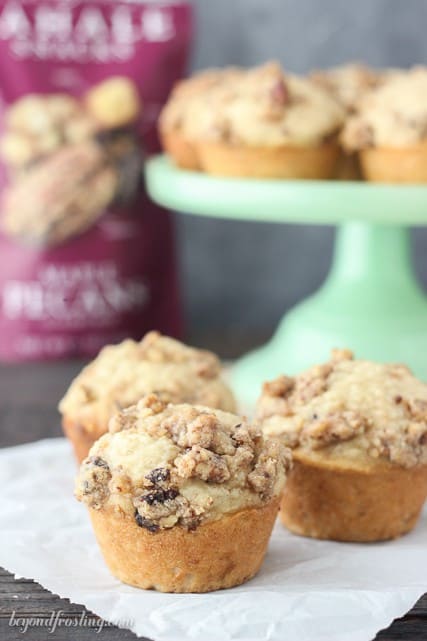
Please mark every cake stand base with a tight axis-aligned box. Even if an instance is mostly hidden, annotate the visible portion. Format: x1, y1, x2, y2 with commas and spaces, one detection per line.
232, 222, 427, 405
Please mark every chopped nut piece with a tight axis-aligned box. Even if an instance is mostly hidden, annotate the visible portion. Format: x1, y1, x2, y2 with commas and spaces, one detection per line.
331, 348, 354, 362
248, 439, 289, 499
294, 363, 332, 403
301, 411, 368, 449
263, 375, 295, 398
137, 394, 167, 416
175, 446, 230, 483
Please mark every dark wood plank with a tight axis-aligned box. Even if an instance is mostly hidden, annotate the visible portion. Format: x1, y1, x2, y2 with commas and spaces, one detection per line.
0, 568, 144, 640
0, 358, 426, 640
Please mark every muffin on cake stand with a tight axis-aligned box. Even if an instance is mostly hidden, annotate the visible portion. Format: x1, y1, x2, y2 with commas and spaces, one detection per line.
146, 155, 427, 404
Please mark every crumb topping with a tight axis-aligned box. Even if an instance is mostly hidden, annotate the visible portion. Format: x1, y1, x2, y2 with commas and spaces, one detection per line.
256, 349, 427, 468
59, 332, 236, 434
310, 63, 380, 113
1, 141, 117, 246
159, 67, 243, 140
76, 396, 291, 531
160, 61, 345, 147
341, 66, 427, 150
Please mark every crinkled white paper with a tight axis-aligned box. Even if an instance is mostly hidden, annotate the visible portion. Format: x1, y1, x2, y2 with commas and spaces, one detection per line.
0, 438, 426, 641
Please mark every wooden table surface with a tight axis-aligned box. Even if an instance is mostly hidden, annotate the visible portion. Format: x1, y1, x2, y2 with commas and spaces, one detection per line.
1, 360, 426, 640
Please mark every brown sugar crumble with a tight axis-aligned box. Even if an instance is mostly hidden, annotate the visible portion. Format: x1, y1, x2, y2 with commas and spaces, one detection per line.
76, 396, 292, 532
59, 332, 236, 436
257, 349, 427, 468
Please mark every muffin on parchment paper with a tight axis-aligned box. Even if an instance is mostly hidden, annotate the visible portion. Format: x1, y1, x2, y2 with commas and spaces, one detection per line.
59, 331, 236, 463
75, 394, 291, 592
256, 349, 427, 542
341, 66, 427, 182
160, 61, 345, 179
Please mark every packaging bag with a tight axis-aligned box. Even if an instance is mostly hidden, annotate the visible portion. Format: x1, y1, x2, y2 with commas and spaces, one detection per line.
0, 0, 192, 361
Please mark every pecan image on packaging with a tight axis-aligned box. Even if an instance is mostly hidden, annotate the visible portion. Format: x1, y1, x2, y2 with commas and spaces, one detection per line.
2, 141, 118, 247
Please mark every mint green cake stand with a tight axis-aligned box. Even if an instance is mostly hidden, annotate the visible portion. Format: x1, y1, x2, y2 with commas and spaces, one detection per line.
146, 155, 427, 404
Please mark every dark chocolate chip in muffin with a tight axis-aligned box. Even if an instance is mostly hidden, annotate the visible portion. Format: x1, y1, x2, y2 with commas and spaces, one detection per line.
140, 488, 179, 505
134, 510, 159, 533
145, 467, 171, 485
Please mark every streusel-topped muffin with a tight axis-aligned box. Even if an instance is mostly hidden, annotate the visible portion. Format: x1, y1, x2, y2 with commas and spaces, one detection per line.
256, 349, 427, 542
59, 331, 236, 462
219, 63, 343, 144
76, 395, 291, 592
196, 62, 345, 178
160, 61, 345, 178
341, 66, 427, 182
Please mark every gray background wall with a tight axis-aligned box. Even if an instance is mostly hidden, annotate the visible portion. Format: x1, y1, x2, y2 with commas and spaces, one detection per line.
176, 0, 427, 347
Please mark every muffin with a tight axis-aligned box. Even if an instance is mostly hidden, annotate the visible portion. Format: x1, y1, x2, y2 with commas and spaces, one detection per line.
59, 331, 236, 463
75, 395, 291, 592
159, 67, 242, 170
160, 62, 345, 179
256, 349, 427, 542
341, 66, 427, 182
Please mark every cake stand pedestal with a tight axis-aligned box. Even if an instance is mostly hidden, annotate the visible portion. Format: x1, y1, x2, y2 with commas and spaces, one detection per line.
146, 156, 427, 404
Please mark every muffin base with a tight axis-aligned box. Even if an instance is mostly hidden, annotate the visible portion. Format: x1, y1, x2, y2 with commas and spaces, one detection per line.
280, 455, 427, 542
360, 145, 427, 183
336, 152, 362, 180
62, 417, 100, 463
161, 130, 200, 170
196, 142, 340, 179
89, 499, 280, 592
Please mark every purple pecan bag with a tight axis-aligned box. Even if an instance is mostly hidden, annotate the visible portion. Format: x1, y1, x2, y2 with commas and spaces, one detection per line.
0, 0, 192, 361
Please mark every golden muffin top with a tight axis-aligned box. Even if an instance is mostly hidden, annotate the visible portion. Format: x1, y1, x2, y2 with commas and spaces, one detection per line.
256, 349, 427, 469
160, 61, 345, 147
75, 395, 291, 531
341, 66, 427, 150
59, 331, 236, 435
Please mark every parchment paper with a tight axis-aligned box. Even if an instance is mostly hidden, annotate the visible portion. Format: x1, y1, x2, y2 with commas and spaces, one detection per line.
0, 438, 426, 641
